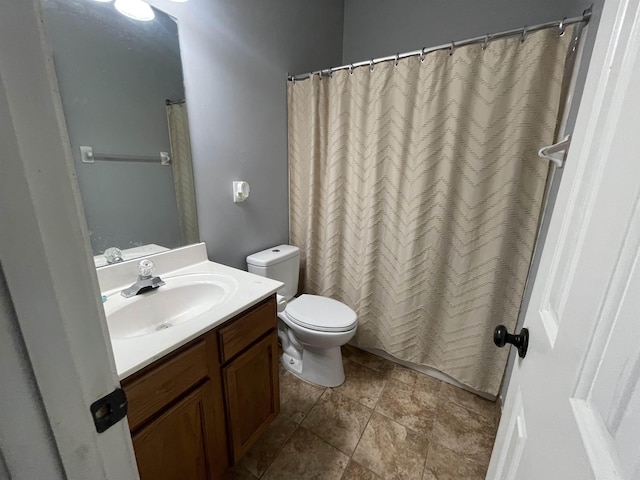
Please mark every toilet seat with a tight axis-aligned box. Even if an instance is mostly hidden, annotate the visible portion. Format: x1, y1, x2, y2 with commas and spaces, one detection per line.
285, 294, 357, 333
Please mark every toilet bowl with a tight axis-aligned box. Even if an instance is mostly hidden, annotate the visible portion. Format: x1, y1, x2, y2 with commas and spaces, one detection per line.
278, 294, 357, 387
246, 245, 357, 387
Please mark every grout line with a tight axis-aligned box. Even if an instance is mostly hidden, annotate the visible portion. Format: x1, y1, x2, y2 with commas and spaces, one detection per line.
265, 348, 499, 479
436, 392, 498, 430
339, 459, 352, 480
306, 387, 374, 459
256, 373, 327, 479
347, 412, 374, 476
422, 441, 433, 479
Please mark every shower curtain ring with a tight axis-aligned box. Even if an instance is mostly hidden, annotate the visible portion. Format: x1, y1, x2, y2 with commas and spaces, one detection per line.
448, 41, 455, 56
520, 26, 528, 43
369, 59, 375, 72
558, 17, 566, 36
394, 53, 400, 67
482, 35, 490, 50
349, 64, 354, 75
420, 47, 426, 63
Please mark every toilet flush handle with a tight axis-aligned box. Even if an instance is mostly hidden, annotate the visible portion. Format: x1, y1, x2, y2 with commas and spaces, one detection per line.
276, 294, 287, 312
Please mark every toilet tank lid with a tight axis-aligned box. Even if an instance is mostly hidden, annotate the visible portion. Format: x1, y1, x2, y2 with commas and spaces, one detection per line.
246, 244, 299, 267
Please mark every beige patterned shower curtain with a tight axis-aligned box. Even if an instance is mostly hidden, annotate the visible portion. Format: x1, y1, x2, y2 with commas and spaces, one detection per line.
166, 101, 200, 245
288, 28, 574, 396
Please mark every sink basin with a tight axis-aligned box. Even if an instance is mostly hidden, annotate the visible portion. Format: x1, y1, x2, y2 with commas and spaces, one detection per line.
104, 273, 239, 339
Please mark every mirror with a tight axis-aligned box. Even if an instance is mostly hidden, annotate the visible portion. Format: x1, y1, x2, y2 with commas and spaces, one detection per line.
41, 0, 199, 267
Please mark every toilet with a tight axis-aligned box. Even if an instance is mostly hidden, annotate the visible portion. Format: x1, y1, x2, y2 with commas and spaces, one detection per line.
247, 245, 357, 387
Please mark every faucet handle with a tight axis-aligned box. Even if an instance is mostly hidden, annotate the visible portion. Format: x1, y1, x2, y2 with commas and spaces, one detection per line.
137, 259, 156, 278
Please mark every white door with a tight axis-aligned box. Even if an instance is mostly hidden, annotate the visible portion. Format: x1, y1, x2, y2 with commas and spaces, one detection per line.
0, 1, 138, 478
487, 0, 640, 478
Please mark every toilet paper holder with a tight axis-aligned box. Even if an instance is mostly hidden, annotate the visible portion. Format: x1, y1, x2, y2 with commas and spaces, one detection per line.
233, 181, 250, 203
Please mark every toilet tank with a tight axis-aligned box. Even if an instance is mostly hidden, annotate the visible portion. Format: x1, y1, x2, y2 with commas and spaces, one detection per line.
246, 245, 300, 301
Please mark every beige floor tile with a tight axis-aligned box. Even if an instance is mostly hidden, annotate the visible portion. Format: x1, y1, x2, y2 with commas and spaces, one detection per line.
237, 352, 499, 479
423, 442, 488, 480
332, 359, 388, 408
352, 412, 429, 480
261, 427, 349, 480
343, 345, 395, 374
439, 382, 500, 425
222, 463, 258, 480
375, 378, 438, 436
237, 413, 298, 478
431, 400, 496, 465
342, 460, 382, 479
388, 364, 442, 392
279, 367, 326, 424
302, 389, 372, 455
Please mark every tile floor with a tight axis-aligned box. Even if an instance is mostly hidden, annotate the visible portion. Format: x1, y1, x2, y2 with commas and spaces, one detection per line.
224, 345, 500, 480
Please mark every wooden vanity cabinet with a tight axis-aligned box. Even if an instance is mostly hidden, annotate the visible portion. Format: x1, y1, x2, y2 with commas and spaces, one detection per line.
131, 382, 218, 480
121, 296, 279, 480
223, 334, 279, 463
217, 298, 280, 463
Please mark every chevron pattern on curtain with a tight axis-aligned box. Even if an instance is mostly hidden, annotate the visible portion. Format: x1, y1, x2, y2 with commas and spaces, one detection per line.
288, 27, 574, 396
166, 102, 200, 246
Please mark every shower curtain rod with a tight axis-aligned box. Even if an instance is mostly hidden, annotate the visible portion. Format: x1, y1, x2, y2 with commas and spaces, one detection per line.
288, 7, 592, 81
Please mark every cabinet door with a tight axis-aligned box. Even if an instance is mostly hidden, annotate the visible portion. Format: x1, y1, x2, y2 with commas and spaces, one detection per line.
132, 382, 217, 480
223, 333, 279, 463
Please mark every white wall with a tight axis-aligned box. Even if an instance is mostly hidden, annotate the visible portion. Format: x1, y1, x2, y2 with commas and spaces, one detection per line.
343, 0, 592, 63
150, 0, 345, 268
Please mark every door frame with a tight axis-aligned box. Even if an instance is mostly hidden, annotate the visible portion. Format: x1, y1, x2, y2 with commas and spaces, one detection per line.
0, 1, 138, 478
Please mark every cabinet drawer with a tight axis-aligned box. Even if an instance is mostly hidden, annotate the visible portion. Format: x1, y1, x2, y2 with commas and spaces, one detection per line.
124, 340, 208, 431
218, 298, 276, 363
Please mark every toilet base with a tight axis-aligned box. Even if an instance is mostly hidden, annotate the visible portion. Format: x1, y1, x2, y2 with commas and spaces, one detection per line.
281, 345, 346, 388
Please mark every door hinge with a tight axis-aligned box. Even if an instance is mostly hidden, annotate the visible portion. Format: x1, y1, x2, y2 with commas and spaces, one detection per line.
90, 388, 128, 433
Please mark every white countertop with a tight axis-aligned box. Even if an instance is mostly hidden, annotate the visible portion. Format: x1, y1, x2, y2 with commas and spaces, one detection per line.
97, 243, 282, 380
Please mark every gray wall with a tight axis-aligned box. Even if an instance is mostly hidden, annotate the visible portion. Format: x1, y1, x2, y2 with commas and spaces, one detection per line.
151, 0, 345, 268
42, 0, 184, 254
343, 0, 592, 64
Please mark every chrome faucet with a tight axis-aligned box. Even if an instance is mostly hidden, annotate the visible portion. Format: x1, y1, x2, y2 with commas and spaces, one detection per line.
121, 259, 165, 298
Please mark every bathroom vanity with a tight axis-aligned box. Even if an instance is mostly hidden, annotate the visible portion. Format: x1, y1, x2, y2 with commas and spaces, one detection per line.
122, 296, 278, 479
97, 243, 283, 479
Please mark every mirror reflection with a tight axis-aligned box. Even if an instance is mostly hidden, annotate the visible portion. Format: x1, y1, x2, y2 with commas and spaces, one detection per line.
41, 0, 199, 267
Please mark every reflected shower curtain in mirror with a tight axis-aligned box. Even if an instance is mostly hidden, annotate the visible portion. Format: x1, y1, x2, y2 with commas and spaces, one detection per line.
166, 101, 199, 245
288, 28, 574, 396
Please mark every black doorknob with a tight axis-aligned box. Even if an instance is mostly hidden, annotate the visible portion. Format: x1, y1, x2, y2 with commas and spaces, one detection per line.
494, 325, 529, 358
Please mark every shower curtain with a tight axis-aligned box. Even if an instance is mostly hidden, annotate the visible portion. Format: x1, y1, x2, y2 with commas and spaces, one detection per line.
166, 101, 200, 245
288, 27, 574, 396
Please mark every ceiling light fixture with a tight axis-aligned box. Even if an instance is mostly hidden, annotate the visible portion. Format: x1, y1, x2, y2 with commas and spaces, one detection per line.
114, 0, 155, 21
